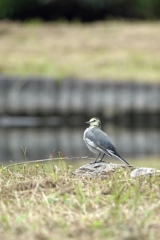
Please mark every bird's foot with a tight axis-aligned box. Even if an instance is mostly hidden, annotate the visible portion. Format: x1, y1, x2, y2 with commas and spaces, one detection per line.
97, 160, 105, 163
90, 161, 97, 164
90, 160, 105, 164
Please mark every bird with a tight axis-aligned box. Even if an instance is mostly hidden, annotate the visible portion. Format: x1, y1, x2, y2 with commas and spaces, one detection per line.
83, 117, 130, 166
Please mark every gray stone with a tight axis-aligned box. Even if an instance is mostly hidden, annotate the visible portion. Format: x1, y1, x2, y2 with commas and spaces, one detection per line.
72, 162, 160, 179
72, 162, 133, 179
130, 167, 160, 178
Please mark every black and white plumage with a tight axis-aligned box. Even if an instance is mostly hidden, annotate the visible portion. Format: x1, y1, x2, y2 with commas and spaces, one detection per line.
83, 117, 130, 166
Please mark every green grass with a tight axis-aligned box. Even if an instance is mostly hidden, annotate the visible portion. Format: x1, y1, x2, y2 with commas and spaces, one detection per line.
0, 20, 160, 82
0, 160, 160, 240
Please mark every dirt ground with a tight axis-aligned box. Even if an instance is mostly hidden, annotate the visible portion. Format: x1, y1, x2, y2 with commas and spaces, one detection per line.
0, 20, 160, 82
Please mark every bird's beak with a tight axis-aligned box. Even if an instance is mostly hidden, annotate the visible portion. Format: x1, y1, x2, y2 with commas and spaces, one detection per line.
85, 120, 90, 124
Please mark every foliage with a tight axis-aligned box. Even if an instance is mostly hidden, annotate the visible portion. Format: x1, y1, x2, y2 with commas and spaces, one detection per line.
0, 0, 160, 21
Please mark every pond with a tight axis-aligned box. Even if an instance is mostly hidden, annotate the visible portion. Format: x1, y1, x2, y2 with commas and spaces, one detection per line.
1, 121, 159, 164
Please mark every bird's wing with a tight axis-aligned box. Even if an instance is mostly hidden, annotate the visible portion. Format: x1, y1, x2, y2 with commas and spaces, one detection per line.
85, 128, 115, 153
84, 137, 97, 148
92, 128, 116, 150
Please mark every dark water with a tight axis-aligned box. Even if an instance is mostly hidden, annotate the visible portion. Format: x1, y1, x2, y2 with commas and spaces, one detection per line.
0, 123, 160, 164
0, 78, 159, 164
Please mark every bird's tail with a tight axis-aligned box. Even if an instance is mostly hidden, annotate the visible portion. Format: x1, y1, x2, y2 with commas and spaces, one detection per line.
107, 149, 130, 166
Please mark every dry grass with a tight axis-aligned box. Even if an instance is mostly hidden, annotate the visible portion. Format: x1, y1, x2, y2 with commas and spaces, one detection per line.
0, 20, 160, 82
0, 161, 160, 240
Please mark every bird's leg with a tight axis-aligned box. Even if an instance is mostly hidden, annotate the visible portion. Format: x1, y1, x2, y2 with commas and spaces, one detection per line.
90, 153, 101, 164
97, 153, 105, 163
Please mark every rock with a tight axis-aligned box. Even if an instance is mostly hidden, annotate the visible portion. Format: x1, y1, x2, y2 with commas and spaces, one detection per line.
130, 167, 160, 178
72, 162, 133, 179
72, 161, 160, 179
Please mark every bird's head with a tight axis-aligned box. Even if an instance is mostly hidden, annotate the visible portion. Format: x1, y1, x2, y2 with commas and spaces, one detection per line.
85, 117, 101, 128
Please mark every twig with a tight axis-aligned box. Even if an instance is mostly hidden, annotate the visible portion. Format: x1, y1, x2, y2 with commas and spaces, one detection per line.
3, 156, 91, 169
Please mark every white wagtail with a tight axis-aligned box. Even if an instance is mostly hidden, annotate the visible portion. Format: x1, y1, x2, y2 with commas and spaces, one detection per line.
83, 117, 130, 165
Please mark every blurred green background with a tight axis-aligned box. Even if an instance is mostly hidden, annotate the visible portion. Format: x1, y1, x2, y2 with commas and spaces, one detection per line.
0, 0, 160, 166
0, 0, 160, 21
